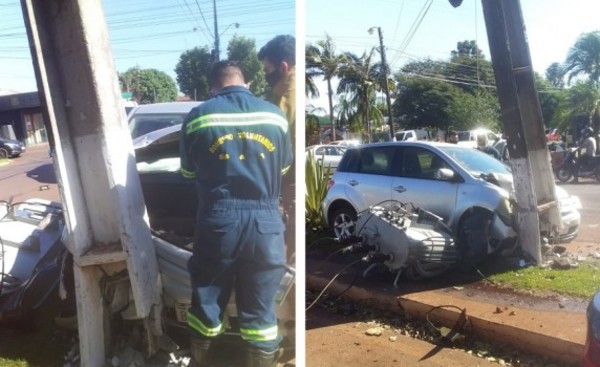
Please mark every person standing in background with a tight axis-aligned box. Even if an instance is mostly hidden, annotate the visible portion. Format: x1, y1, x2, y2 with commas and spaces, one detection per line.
258, 35, 297, 363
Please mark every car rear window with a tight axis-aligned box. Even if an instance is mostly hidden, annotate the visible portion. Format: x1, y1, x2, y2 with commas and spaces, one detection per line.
129, 113, 187, 139
339, 146, 396, 176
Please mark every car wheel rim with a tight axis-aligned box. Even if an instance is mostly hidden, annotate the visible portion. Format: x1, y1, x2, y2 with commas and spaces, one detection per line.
333, 213, 355, 238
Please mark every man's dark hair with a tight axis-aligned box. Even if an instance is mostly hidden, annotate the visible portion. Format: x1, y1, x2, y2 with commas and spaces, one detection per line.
258, 35, 296, 66
209, 60, 245, 88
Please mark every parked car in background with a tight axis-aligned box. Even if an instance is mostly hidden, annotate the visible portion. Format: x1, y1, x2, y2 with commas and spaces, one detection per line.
585, 291, 600, 367
330, 139, 361, 148
395, 129, 429, 141
305, 144, 347, 174
322, 141, 581, 261
457, 128, 499, 148
0, 137, 25, 158
127, 101, 201, 139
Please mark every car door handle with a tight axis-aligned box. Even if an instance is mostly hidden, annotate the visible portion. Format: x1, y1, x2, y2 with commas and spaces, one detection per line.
394, 185, 407, 193
348, 180, 359, 186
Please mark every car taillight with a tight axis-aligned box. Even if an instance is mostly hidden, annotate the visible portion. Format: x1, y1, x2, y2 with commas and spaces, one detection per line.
327, 179, 334, 189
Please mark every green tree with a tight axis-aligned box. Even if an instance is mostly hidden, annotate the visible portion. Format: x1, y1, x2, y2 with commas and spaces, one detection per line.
306, 36, 345, 139
226, 35, 267, 97
394, 75, 464, 131
564, 31, 600, 86
535, 72, 565, 129
337, 50, 383, 142
305, 104, 325, 146
545, 62, 565, 89
119, 67, 178, 104
447, 40, 495, 94
567, 81, 600, 134
175, 46, 213, 100
447, 88, 500, 131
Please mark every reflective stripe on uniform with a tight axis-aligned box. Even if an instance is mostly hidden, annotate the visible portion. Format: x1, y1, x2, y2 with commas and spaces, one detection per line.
281, 165, 290, 175
186, 112, 289, 135
240, 325, 278, 342
181, 168, 196, 179
187, 311, 223, 337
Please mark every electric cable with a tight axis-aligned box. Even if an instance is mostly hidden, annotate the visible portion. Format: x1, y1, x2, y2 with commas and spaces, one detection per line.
306, 257, 364, 312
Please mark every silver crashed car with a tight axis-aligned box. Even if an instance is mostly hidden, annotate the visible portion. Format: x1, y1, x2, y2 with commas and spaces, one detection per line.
322, 141, 581, 260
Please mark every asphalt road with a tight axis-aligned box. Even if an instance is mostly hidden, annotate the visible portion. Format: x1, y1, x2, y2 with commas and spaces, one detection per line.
0, 143, 60, 203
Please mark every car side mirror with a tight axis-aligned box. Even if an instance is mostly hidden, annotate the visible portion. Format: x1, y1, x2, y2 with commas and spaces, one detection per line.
434, 168, 455, 181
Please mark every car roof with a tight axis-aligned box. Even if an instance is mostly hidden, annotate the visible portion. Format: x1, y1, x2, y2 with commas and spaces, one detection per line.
349, 141, 461, 150
127, 101, 202, 117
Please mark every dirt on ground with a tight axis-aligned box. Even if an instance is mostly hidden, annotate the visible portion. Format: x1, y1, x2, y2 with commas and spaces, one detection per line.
305, 238, 598, 367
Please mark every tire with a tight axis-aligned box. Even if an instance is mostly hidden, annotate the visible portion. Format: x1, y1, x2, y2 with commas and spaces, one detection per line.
0, 148, 8, 159
330, 205, 357, 238
556, 166, 572, 183
457, 209, 493, 264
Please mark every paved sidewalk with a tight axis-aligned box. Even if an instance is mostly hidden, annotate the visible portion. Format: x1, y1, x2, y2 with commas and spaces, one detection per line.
306, 257, 586, 366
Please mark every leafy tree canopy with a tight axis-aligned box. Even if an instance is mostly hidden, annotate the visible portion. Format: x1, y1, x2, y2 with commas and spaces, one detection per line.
175, 46, 213, 101
226, 35, 267, 97
119, 67, 178, 104
394, 76, 463, 131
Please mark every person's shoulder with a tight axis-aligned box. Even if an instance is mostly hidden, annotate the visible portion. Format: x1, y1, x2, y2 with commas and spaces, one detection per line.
247, 94, 286, 117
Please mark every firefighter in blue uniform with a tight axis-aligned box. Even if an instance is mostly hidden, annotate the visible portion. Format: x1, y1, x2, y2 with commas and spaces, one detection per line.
180, 60, 293, 367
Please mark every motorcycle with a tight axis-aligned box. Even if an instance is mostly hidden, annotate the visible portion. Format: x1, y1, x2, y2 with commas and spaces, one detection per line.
555, 147, 600, 183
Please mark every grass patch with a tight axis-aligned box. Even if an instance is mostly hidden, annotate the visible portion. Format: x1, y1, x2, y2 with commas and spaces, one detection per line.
477, 256, 600, 299
0, 293, 70, 367
487, 262, 600, 298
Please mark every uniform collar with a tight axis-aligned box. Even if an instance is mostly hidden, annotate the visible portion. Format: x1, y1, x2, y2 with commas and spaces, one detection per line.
214, 85, 251, 96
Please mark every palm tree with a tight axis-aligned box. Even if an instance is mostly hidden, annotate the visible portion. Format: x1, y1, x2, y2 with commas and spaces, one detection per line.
306, 35, 345, 140
564, 31, 600, 86
337, 49, 384, 143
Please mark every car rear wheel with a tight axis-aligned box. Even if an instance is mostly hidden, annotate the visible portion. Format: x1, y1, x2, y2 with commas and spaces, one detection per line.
330, 205, 357, 238
0, 148, 8, 159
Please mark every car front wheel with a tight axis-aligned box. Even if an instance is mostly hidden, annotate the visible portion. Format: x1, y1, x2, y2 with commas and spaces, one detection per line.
330, 205, 357, 238
457, 209, 493, 265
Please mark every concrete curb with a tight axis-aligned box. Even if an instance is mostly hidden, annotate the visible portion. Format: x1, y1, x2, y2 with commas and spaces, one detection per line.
306, 273, 585, 366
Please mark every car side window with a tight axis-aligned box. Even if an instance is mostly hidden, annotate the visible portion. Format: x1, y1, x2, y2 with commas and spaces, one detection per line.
400, 147, 449, 180
356, 147, 396, 176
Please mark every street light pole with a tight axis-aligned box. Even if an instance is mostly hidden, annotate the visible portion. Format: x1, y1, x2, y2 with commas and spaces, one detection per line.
370, 26, 395, 140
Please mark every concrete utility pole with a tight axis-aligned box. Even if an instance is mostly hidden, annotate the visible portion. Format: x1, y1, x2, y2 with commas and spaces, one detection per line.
478, 0, 560, 263
371, 27, 395, 140
213, 0, 220, 62
22, 0, 160, 365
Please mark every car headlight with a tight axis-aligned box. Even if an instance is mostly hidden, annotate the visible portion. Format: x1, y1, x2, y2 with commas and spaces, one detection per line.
558, 195, 582, 211
496, 197, 514, 226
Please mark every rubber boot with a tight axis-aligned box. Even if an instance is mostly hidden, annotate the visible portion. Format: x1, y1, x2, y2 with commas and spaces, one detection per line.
245, 347, 282, 367
189, 337, 212, 367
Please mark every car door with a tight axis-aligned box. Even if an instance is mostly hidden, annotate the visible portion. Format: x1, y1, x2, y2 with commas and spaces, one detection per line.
343, 146, 398, 210
391, 146, 460, 224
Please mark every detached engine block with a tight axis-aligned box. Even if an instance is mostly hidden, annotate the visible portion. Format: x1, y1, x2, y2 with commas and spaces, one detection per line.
355, 203, 460, 282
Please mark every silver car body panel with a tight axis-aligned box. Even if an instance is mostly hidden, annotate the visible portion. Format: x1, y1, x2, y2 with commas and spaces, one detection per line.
323, 141, 579, 244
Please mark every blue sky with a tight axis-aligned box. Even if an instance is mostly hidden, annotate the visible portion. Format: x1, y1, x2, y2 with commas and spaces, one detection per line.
0, 0, 295, 93
306, 0, 600, 111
